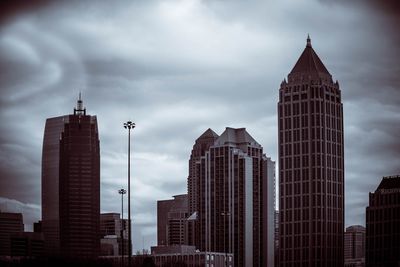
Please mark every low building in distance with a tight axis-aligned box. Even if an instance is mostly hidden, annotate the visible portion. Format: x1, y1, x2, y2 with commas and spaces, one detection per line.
157, 194, 188, 246
366, 175, 400, 267
10, 232, 44, 258
0, 212, 24, 256
344, 225, 365, 267
100, 213, 128, 256
151, 245, 233, 267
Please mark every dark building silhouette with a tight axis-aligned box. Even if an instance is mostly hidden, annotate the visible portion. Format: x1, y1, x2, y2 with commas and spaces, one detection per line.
0, 212, 24, 256
42, 114, 69, 255
189, 127, 275, 267
10, 232, 44, 257
42, 95, 100, 258
33, 221, 42, 233
366, 175, 400, 267
157, 194, 188, 246
59, 95, 100, 258
278, 36, 344, 266
344, 225, 365, 267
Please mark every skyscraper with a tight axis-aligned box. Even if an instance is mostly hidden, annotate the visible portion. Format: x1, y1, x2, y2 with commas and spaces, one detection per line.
187, 128, 219, 247
42, 114, 68, 255
189, 127, 275, 267
366, 175, 400, 267
157, 194, 188, 246
42, 95, 100, 258
344, 225, 365, 267
278, 36, 344, 266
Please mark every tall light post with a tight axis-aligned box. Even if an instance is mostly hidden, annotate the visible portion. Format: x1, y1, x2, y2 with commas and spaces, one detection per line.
221, 212, 231, 267
118, 188, 126, 267
123, 121, 135, 267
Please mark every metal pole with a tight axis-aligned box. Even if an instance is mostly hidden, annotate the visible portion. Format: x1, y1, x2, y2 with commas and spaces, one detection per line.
124, 121, 135, 267
121, 192, 124, 267
119, 189, 126, 267
128, 128, 131, 267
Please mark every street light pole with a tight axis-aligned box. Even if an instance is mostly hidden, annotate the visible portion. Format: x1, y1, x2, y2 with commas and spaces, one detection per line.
118, 188, 126, 267
123, 121, 135, 267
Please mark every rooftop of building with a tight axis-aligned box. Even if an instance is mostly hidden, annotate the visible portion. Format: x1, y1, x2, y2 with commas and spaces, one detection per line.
214, 127, 261, 148
377, 175, 400, 190
197, 128, 219, 140
345, 225, 366, 232
289, 35, 331, 76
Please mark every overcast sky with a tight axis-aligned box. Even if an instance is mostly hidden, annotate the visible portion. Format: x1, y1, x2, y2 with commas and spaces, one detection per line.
0, 0, 399, 252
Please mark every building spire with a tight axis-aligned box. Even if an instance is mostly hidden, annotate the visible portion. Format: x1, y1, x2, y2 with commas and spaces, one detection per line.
74, 92, 86, 115
307, 34, 311, 47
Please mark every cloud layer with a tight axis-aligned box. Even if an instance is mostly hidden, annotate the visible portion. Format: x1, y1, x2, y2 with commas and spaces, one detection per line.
0, 0, 399, 251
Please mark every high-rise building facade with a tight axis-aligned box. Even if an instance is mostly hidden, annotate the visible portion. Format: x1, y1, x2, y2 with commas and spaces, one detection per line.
42, 95, 100, 258
157, 194, 188, 246
366, 175, 400, 267
278, 36, 344, 267
344, 225, 365, 267
189, 127, 275, 267
187, 128, 219, 246
59, 96, 100, 258
42, 114, 68, 255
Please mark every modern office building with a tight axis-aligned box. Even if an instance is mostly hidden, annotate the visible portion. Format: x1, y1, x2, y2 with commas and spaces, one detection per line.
0, 212, 24, 256
278, 36, 344, 266
42, 114, 68, 255
58, 95, 100, 258
42, 95, 100, 258
366, 175, 400, 267
344, 225, 365, 267
187, 128, 219, 247
189, 127, 275, 267
157, 194, 188, 246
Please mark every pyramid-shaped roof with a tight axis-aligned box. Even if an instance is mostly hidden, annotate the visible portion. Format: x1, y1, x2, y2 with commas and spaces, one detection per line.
215, 127, 261, 147
290, 36, 330, 76
197, 128, 219, 140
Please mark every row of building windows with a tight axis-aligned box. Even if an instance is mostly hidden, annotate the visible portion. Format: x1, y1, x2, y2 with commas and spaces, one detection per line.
280, 118, 343, 134
280, 155, 343, 170
279, 169, 343, 184
281, 141, 342, 156
280, 194, 343, 209
280, 129, 343, 143
279, 99, 342, 116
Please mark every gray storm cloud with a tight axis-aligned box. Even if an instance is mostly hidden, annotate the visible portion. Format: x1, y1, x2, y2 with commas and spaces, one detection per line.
0, 0, 399, 251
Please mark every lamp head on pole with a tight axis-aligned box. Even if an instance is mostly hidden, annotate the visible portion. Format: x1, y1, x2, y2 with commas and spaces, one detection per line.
123, 121, 136, 130
118, 188, 127, 195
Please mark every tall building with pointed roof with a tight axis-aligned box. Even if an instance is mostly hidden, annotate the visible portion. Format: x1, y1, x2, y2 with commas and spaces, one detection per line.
188, 127, 275, 267
42, 95, 100, 258
278, 37, 344, 266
